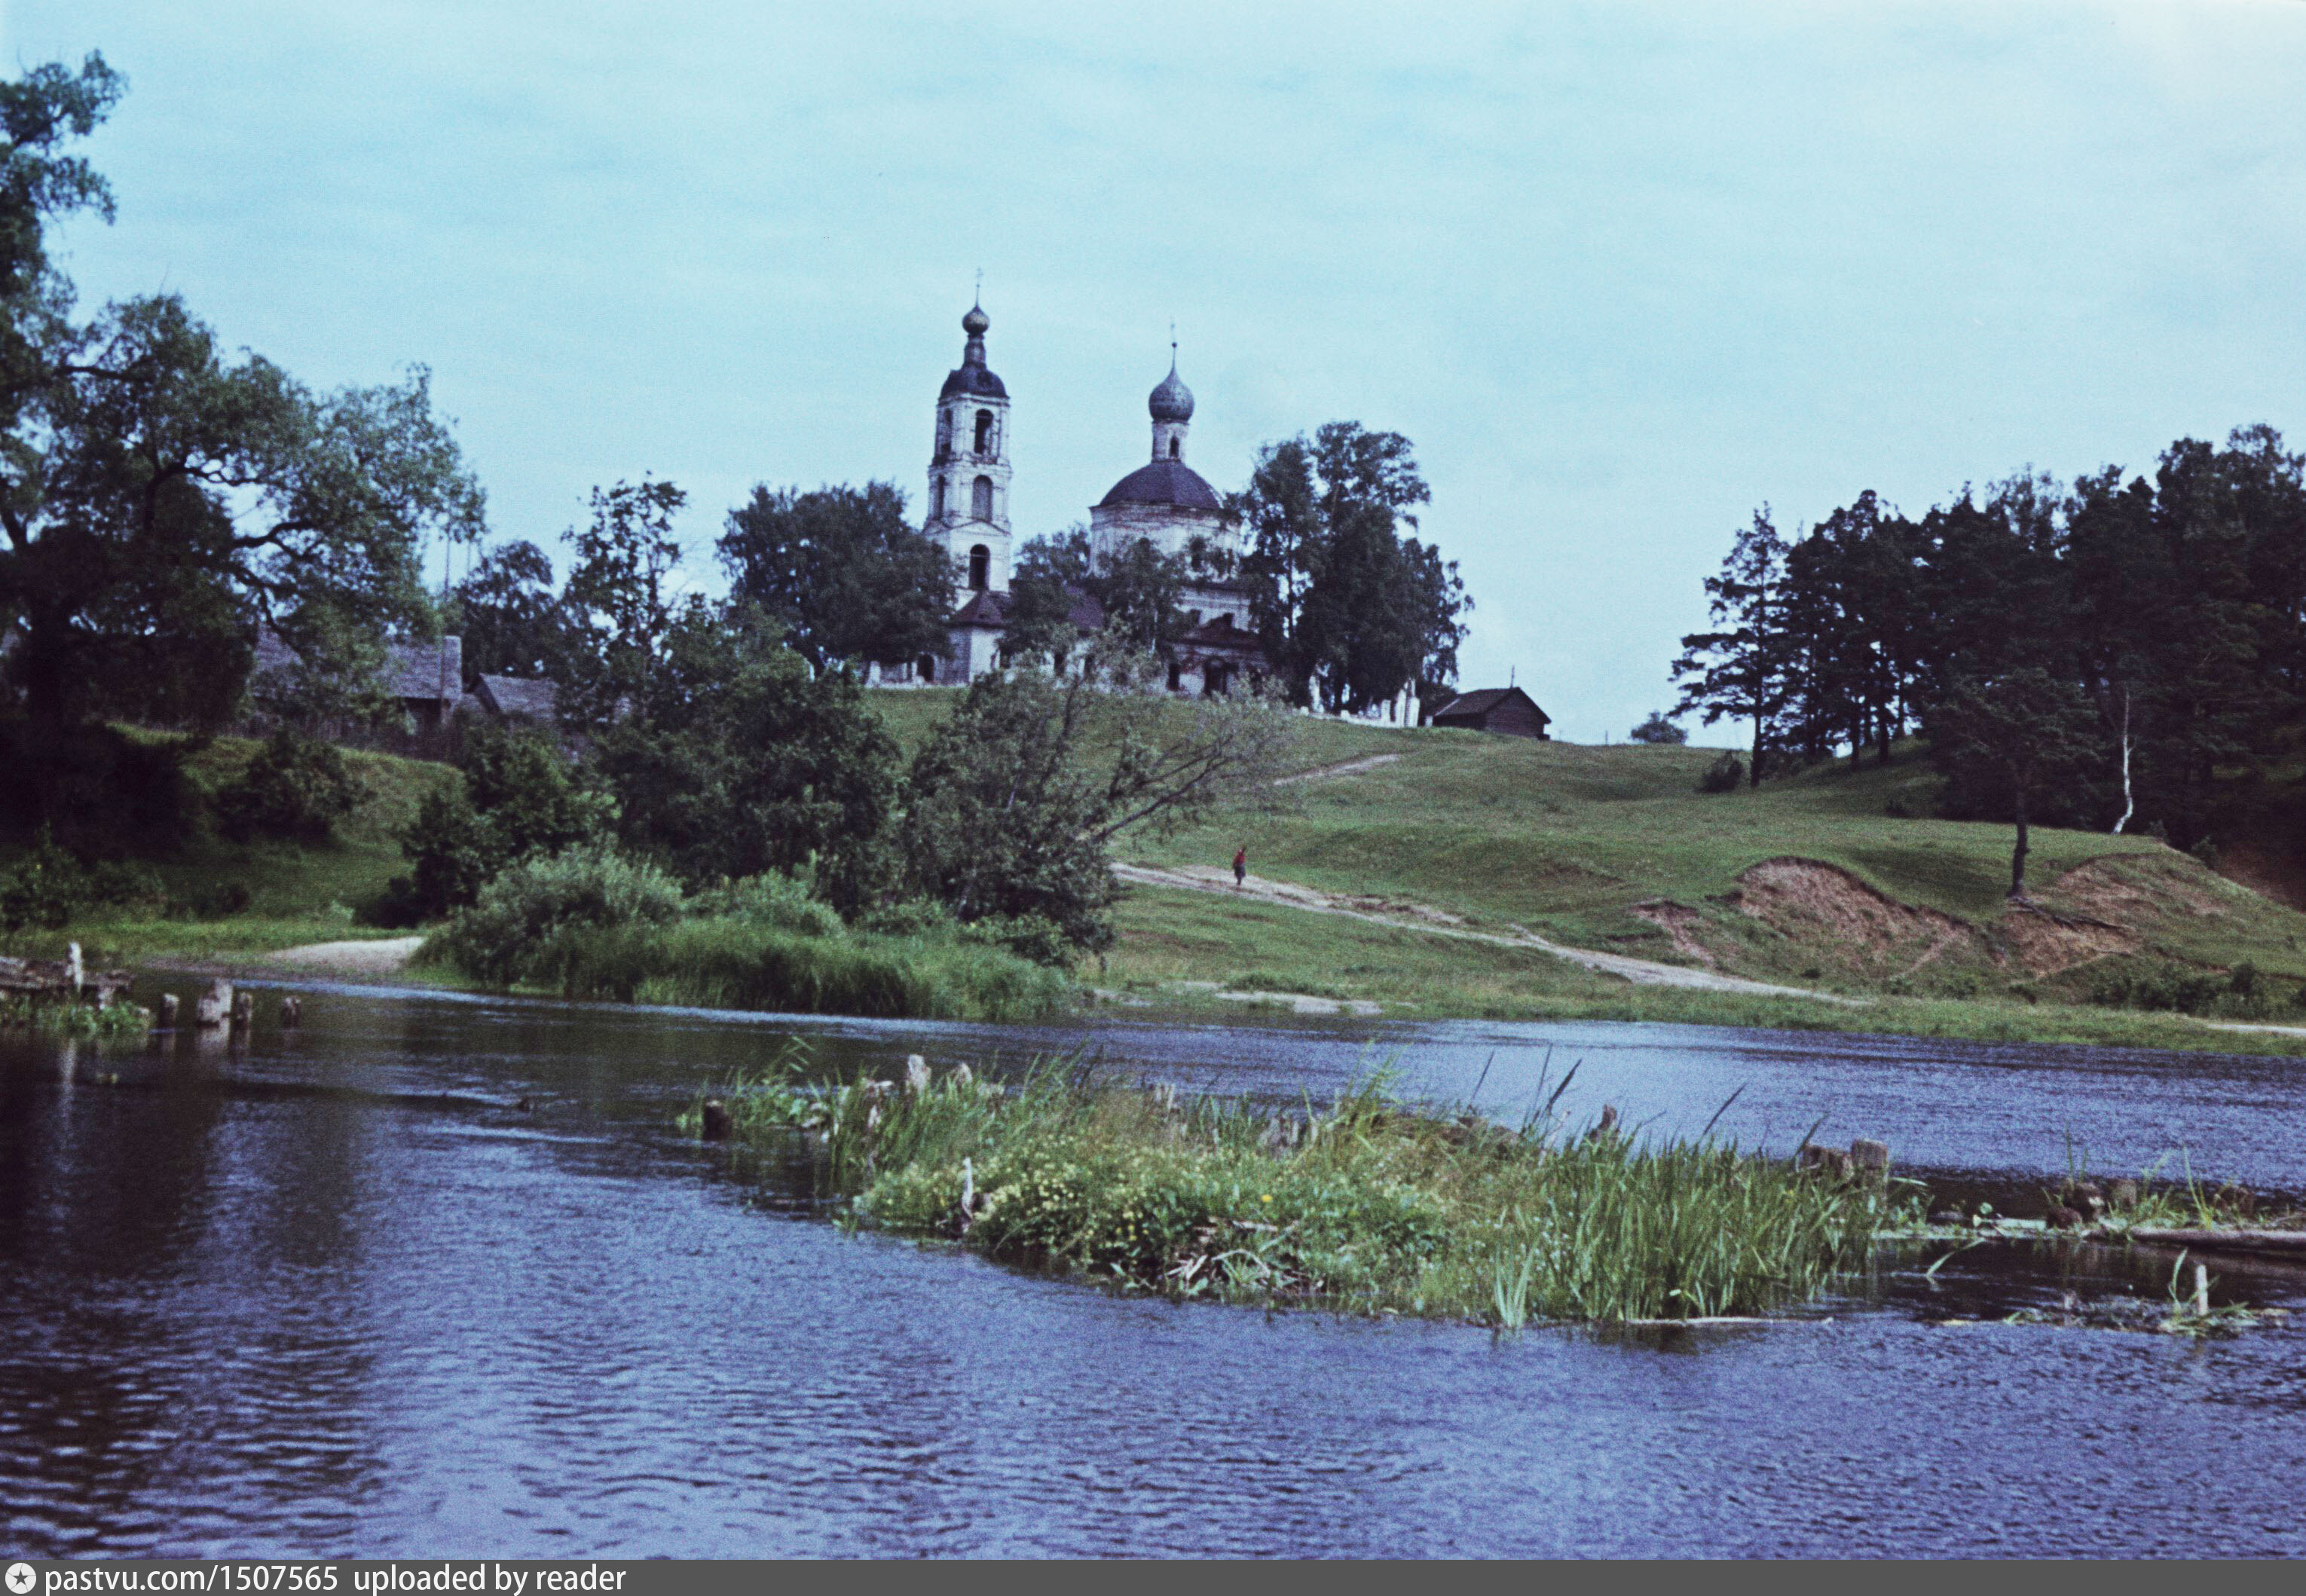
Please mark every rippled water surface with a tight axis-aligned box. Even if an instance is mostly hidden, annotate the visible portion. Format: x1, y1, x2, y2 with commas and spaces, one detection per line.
5, 980, 2304, 1557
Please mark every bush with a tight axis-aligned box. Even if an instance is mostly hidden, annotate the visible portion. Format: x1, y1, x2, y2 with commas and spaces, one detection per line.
384, 725, 616, 923
687, 873, 845, 938
499, 916, 1070, 1022
430, 844, 684, 986
1698, 752, 1744, 793
1629, 712, 1687, 745
858, 897, 953, 938
959, 913, 1078, 968
0, 828, 83, 943
213, 729, 362, 842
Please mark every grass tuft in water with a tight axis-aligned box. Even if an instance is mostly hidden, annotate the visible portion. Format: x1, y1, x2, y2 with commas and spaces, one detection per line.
696, 1054, 1917, 1325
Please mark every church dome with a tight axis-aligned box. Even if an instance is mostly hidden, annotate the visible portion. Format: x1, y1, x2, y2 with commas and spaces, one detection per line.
940, 298, 1005, 400
962, 302, 990, 337
1148, 359, 1194, 423
1097, 457, 1223, 512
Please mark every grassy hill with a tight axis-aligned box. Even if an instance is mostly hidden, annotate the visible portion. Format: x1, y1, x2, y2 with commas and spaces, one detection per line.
18, 699, 2306, 1053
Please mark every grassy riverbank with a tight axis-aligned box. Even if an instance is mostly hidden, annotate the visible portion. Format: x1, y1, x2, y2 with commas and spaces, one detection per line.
425, 914, 1071, 1021
695, 1056, 1912, 1325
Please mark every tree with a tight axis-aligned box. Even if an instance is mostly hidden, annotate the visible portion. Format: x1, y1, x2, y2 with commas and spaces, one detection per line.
555, 479, 687, 732
901, 645, 1300, 949
1671, 509, 1787, 787
448, 540, 568, 685
389, 720, 616, 920
1004, 526, 1093, 664
0, 59, 485, 823
1237, 422, 1468, 713
1928, 668, 2104, 898
718, 481, 953, 673
1628, 712, 1687, 744
589, 604, 898, 902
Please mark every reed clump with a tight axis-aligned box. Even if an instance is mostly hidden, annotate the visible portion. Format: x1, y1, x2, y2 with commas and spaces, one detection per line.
699, 1054, 1915, 1325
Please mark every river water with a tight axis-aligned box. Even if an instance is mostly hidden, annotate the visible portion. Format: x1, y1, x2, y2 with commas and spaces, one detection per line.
5, 980, 2304, 1558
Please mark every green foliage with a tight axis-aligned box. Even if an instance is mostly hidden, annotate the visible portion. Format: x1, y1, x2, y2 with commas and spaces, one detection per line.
899, 669, 1118, 951
1699, 751, 1745, 793
1, 827, 82, 942
717, 480, 953, 672
383, 722, 613, 922
958, 913, 1077, 968
0, 57, 482, 823
687, 872, 846, 939
213, 727, 362, 842
710, 1060, 1906, 1324
1629, 712, 1687, 744
553, 478, 690, 732
448, 540, 570, 683
1237, 422, 1470, 713
1930, 667, 2106, 896
589, 604, 897, 901
430, 842, 684, 986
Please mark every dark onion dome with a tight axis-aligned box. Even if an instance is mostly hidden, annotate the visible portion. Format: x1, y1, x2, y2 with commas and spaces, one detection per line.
1096, 457, 1224, 511
941, 300, 1007, 400
1148, 359, 1194, 422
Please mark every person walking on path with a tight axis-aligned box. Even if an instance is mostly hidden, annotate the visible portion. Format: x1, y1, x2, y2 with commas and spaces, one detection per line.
1233, 845, 1247, 891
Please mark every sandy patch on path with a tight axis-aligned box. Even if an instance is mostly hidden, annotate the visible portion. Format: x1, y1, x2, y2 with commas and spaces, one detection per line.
1113, 862, 1854, 1002
1272, 754, 1402, 786
260, 936, 425, 977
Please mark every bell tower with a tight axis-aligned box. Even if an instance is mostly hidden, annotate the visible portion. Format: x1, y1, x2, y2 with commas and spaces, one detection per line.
926, 295, 1012, 599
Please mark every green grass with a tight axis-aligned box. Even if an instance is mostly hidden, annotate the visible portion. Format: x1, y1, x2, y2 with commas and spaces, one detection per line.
2, 729, 458, 968
430, 913, 1072, 1023
695, 1053, 1913, 1325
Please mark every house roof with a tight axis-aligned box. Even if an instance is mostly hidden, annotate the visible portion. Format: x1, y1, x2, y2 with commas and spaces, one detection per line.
1433, 686, 1549, 722
477, 674, 559, 720
950, 582, 1109, 633
384, 637, 461, 703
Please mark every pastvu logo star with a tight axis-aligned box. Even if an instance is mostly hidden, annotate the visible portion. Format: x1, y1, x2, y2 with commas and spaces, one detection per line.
6, 1561, 36, 1594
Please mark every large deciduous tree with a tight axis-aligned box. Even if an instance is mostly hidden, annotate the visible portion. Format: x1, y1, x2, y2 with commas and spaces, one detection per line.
0, 56, 485, 824
448, 540, 570, 685
717, 481, 953, 674
1237, 422, 1468, 714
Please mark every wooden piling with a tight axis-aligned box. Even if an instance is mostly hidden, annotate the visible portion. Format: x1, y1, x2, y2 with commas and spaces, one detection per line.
1850, 1139, 1891, 1179
230, 991, 255, 1032
158, 992, 181, 1028
701, 1098, 732, 1141
197, 980, 232, 1029
280, 995, 301, 1027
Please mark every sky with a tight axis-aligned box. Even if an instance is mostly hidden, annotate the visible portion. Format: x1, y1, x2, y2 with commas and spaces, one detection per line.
10, 1, 2306, 742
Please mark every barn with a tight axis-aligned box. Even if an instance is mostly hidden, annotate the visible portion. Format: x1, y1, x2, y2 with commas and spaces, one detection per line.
1430, 686, 1551, 740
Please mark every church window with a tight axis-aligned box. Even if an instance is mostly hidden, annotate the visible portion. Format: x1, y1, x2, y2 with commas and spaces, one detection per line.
916, 653, 937, 684
1203, 664, 1230, 697
974, 409, 994, 454
971, 475, 993, 520
928, 478, 944, 520
968, 544, 990, 591
1169, 436, 1180, 459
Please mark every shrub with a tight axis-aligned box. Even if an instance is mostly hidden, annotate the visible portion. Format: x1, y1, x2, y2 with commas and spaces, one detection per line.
1629, 712, 1687, 744
687, 872, 845, 938
509, 916, 1070, 1021
431, 843, 684, 986
858, 897, 953, 938
959, 913, 1077, 968
0, 828, 83, 943
213, 728, 362, 842
1698, 752, 1744, 793
384, 725, 615, 923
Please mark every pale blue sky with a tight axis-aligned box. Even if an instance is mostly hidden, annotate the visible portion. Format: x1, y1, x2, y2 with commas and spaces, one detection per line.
11, 2, 2305, 741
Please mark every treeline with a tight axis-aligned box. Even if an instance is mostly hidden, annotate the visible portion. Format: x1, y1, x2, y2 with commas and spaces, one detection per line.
1674, 425, 2306, 882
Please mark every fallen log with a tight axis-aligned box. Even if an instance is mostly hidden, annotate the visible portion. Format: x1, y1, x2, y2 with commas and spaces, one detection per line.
2122, 1227, 2306, 1258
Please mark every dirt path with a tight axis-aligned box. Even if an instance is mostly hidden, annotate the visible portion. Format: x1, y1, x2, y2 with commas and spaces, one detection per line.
258, 936, 426, 977
1113, 862, 1858, 1002
1272, 753, 1402, 785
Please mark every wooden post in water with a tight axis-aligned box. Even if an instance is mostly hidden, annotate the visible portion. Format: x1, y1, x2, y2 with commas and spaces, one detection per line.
701, 1098, 732, 1141
197, 980, 232, 1029
230, 991, 254, 1033
280, 995, 301, 1027
66, 942, 84, 998
1850, 1139, 1891, 1180
2194, 1262, 2210, 1316
158, 992, 180, 1028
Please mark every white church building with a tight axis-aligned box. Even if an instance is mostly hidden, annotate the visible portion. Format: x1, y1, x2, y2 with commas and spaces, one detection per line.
886, 300, 1268, 693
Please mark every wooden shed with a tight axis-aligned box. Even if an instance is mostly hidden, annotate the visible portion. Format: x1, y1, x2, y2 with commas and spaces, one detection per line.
1430, 686, 1552, 740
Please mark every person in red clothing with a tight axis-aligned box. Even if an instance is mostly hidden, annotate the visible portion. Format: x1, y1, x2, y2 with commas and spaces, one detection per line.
1232, 845, 1246, 890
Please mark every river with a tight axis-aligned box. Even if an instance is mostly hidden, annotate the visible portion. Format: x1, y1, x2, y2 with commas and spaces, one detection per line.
4, 978, 2303, 1557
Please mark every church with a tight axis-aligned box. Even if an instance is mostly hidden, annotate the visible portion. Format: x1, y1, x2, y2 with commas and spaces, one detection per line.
879, 300, 1268, 693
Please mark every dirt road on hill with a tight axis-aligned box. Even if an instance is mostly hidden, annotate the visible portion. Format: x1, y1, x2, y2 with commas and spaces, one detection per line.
1112, 861, 1858, 1002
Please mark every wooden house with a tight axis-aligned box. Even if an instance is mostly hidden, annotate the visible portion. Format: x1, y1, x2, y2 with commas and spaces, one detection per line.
1430, 686, 1551, 740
